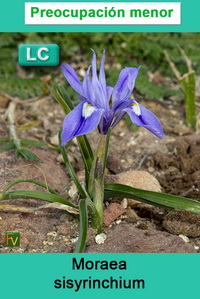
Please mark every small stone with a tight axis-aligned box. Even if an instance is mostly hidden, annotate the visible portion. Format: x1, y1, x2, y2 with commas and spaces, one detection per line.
126, 207, 139, 223
148, 167, 155, 173
106, 155, 124, 174
95, 233, 107, 244
63, 238, 69, 243
106, 171, 161, 192
50, 133, 59, 146
57, 225, 70, 235
163, 211, 200, 237
179, 234, 189, 243
121, 198, 128, 209
71, 237, 78, 244
105, 171, 161, 206
116, 219, 122, 224
72, 138, 78, 146
47, 242, 53, 246
68, 183, 78, 199
60, 214, 69, 223
78, 68, 86, 77
76, 170, 85, 182
47, 231, 57, 237
173, 124, 192, 136
194, 246, 199, 250
103, 203, 126, 226
56, 154, 64, 163
119, 132, 125, 137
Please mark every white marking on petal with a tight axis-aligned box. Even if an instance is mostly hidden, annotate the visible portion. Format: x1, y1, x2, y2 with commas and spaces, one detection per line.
82, 103, 96, 118
131, 102, 141, 116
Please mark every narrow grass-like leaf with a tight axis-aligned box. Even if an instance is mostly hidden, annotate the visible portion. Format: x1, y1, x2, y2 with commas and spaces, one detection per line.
1, 190, 77, 208
57, 83, 74, 110
77, 135, 93, 186
17, 120, 42, 131
103, 128, 111, 172
1, 179, 59, 198
59, 130, 87, 199
86, 198, 102, 233
179, 71, 196, 130
20, 139, 47, 147
74, 198, 88, 253
0, 137, 10, 144
48, 82, 71, 115
16, 148, 43, 163
0, 141, 15, 152
105, 183, 200, 214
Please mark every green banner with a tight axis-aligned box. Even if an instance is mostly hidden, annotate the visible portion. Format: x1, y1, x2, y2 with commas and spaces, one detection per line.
0, 0, 199, 32
1, 253, 199, 298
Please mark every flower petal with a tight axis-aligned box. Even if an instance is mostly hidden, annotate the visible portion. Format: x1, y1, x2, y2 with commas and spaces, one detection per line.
123, 100, 164, 139
61, 101, 104, 145
61, 63, 84, 96
91, 49, 108, 109
106, 86, 113, 100
112, 67, 140, 111
99, 49, 106, 93
83, 65, 95, 104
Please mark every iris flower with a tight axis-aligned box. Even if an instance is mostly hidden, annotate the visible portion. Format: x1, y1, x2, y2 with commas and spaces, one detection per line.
61, 50, 163, 146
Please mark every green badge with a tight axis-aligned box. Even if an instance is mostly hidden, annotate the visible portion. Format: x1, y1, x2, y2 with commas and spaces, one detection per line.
18, 44, 60, 66
5, 232, 20, 247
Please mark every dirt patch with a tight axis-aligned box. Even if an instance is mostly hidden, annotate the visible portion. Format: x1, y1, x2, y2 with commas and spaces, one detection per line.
151, 135, 200, 199
1, 97, 200, 253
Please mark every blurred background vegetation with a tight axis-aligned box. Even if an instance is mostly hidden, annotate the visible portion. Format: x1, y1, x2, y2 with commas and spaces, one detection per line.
0, 32, 200, 103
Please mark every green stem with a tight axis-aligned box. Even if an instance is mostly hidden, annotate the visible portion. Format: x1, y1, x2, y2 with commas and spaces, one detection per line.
91, 133, 110, 225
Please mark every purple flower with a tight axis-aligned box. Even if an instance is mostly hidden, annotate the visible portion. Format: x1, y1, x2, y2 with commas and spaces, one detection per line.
61, 50, 164, 146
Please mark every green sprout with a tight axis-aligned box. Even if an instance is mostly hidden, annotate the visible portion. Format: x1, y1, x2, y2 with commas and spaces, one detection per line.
164, 48, 196, 130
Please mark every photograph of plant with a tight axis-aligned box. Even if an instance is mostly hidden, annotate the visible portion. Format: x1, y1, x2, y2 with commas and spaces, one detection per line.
1, 33, 200, 253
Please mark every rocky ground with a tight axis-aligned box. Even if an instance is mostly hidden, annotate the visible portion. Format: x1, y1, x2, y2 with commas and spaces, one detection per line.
0, 95, 200, 253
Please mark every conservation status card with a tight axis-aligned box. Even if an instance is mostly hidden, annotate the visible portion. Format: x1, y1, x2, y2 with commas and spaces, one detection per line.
0, 1, 200, 298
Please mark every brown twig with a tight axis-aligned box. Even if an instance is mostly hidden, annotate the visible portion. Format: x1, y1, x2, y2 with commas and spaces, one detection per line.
163, 50, 181, 80
178, 47, 193, 72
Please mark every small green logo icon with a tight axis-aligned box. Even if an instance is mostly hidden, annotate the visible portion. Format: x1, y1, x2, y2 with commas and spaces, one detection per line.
18, 44, 60, 66
5, 232, 20, 247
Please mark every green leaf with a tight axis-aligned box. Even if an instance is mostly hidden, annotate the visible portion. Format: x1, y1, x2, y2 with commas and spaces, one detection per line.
1, 179, 59, 198
1, 190, 77, 209
86, 198, 102, 233
179, 71, 196, 130
76, 135, 94, 186
59, 130, 87, 199
74, 198, 88, 253
103, 128, 111, 172
17, 120, 42, 131
20, 139, 47, 147
16, 148, 43, 163
0, 141, 16, 152
0, 137, 10, 144
105, 183, 200, 214
57, 83, 74, 110
48, 82, 72, 115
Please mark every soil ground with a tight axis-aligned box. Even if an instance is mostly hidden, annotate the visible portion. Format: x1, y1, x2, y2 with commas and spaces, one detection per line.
1, 88, 200, 253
